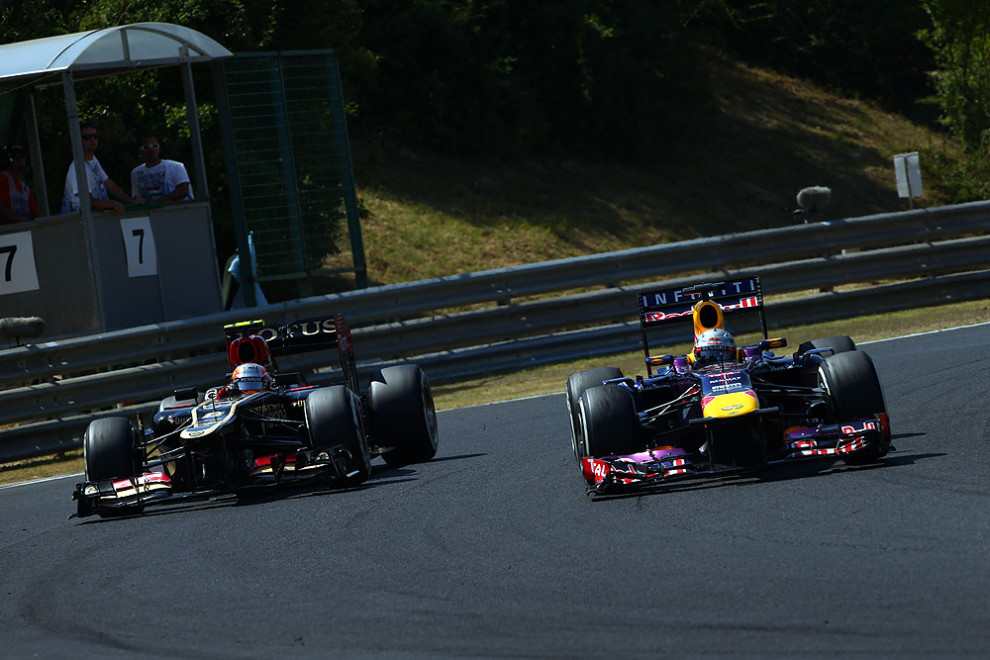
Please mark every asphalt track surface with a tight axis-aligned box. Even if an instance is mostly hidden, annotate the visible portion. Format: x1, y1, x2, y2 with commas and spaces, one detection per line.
1, 324, 988, 658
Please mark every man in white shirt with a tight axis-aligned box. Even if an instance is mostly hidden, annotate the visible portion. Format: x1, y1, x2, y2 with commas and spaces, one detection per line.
130, 134, 193, 203
60, 123, 139, 214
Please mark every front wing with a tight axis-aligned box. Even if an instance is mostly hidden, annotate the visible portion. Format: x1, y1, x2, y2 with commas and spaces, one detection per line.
72, 445, 363, 518
582, 414, 891, 495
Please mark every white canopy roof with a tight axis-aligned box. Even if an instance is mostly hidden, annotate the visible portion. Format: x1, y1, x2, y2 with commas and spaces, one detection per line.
0, 22, 232, 89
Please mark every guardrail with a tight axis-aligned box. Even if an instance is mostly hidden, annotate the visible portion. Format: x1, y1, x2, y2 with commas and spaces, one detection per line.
2, 200, 989, 462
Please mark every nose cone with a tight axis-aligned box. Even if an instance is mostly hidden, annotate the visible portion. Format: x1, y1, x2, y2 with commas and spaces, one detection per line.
702, 391, 758, 418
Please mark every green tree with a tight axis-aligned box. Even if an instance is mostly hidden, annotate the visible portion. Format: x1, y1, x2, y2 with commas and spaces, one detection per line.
352, 1, 710, 156
915, 0, 990, 201
918, 0, 990, 153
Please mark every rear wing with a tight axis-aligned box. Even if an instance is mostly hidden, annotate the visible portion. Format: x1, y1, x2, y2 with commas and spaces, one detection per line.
637, 277, 767, 373
223, 314, 359, 392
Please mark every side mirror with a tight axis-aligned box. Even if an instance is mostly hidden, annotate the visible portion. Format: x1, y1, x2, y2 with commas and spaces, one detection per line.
758, 337, 787, 351
273, 372, 301, 387
645, 354, 675, 367
173, 386, 199, 402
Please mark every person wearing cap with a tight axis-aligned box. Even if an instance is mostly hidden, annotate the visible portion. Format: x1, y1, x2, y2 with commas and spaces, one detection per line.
0, 144, 40, 224
60, 122, 142, 214
130, 133, 193, 203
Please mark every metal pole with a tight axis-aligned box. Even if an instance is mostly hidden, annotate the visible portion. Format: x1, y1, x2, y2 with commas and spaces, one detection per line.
23, 90, 49, 216
213, 59, 256, 307
268, 55, 310, 298
326, 53, 367, 288
180, 57, 209, 200
62, 70, 105, 331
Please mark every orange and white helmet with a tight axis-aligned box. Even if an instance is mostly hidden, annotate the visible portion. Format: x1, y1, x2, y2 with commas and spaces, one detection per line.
231, 363, 270, 393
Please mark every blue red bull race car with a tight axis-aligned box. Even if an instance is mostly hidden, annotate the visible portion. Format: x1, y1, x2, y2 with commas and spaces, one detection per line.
565, 277, 892, 495
72, 314, 439, 518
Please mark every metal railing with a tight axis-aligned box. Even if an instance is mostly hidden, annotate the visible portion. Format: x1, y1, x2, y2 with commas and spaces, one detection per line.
2, 200, 989, 462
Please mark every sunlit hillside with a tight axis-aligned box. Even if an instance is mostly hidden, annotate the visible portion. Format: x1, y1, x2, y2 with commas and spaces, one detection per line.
346, 51, 958, 289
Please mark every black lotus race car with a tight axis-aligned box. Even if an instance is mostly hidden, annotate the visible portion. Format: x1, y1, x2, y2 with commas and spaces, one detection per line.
73, 314, 439, 518
566, 277, 892, 495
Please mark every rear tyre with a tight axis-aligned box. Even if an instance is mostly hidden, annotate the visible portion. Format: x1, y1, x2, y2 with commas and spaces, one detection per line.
798, 335, 856, 356
305, 386, 371, 486
368, 365, 439, 467
819, 350, 890, 463
579, 385, 640, 458
565, 367, 623, 462
84, 417, 139, 481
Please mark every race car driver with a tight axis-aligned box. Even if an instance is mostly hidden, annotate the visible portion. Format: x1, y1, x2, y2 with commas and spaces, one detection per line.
215, 362, 271, 399
692, 328, 738, 367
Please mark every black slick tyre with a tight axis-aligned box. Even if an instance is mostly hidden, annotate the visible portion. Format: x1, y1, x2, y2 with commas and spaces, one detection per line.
565, 367, 623, 462
368, 364, 439, 467
578, 385, 639, 458
819, 350, 890, 463
84, 417, 138, 482
798, 335, 856, 356
305, 386, 371, 486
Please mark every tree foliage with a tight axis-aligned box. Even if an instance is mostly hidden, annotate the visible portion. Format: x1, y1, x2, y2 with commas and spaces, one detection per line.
918, 0, 990, 153
694, 0, 936, 120
0, 0, 958, 158
0, 0, 986, 198
346, 0, 710, 156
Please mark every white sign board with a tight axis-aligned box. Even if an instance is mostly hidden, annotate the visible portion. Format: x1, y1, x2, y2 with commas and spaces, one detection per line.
893, 152, 923, 198
0, 230, 41, 296
119, 216, 158, 277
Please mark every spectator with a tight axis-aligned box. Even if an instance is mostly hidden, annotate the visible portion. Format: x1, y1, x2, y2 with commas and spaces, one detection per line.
60, 123, 142, 214
0, 145, 40, 224
130, 134, 193, 202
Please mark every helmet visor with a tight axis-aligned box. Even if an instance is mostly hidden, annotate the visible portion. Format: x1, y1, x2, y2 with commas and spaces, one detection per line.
236, 378, 266, 391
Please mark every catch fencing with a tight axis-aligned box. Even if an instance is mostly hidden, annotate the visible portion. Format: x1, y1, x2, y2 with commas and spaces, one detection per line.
2, 200, 989, 462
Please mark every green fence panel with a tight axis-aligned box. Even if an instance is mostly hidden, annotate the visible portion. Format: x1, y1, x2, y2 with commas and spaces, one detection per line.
219, 50, 366, 299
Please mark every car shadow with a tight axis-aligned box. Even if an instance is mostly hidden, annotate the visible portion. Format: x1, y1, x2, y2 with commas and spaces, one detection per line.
587, 440, 938, 502
74, 453, 490, 521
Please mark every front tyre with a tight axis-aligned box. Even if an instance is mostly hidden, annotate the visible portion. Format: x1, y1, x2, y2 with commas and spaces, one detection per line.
819, 350, 890, 463
305, 386, 371, 486
565, 367, 623, 462
579, 385, 640, 459
84, 417, 139, 482
368, 365, 439, 467
798, 335, 856, 356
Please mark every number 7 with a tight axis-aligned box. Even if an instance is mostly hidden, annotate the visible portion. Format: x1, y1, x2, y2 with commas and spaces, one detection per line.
131, 228, 144, 264
0, 245, 16, 282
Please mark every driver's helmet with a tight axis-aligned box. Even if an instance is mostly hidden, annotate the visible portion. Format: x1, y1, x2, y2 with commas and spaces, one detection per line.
694, 328, 736, 366
231, 362, 270, 393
